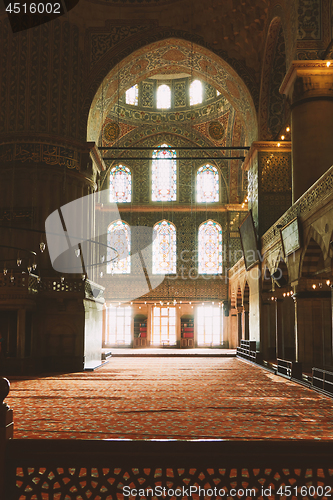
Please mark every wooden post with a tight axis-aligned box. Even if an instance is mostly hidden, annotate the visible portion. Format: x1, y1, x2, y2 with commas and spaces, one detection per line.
0, 378, 13, 498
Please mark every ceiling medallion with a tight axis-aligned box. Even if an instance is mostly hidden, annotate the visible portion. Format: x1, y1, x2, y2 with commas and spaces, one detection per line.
104, 122, 120, 142
209, 121, 225, 141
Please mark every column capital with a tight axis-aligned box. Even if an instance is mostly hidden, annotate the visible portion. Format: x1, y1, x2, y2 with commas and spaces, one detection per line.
243, 141, 291, 172
280, 60, 333, 106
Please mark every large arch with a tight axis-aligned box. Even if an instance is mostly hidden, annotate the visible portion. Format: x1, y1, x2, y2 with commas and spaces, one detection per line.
87, 38, 258, 144
258, 17, 288, 140
301, 238, 326, 278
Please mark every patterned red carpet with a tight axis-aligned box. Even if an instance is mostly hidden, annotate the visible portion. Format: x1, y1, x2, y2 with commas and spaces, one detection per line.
6, 357, 333, 440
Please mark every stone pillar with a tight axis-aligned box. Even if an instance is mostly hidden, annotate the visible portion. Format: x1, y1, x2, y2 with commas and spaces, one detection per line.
147, 304, 152, 346
243, 141, 292, 237
261, 295, 277, 360
280, 61, 333, 202
275, 298, 283, 360
175, 306, 181, 346
16, 309, 26, 359
237, 307, 243, 343
243, 303, 250, 340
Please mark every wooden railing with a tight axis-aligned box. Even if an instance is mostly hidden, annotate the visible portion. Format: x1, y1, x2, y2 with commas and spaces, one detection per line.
277, 358, 302, 380
312, 367, 333, 395
236, 340, 262, 363
2, 378, 333, 499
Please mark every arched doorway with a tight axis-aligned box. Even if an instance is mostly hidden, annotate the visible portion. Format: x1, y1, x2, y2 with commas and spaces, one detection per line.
273, 259, 294, 360
296, 238, 332, 370
243, 282, 250, 340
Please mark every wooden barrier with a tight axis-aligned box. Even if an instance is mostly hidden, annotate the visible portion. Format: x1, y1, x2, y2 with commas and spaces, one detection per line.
277, 358, 302, 380
236, 340, 262, 364
312, 367, 333, 395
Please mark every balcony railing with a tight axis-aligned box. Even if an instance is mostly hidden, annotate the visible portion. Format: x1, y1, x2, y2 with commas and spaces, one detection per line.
261, 164, 333, 251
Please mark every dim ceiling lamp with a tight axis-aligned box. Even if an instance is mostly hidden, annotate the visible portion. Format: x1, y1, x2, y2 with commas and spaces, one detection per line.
0, 245, 38, 276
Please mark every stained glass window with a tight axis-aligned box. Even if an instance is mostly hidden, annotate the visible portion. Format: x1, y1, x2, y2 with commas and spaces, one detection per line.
156, 84, 171, 109
125, 84, 138, 106
153, 220, 176, 274
198, 220, 222, 274
196, 164, 219, 203
107, 220, 131, 274
152, 144, 177, 202
109, 165, 132, 203
190, 80, 202, 106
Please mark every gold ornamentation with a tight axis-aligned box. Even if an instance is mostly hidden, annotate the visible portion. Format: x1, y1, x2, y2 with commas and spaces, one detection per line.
209, 121, 225, 141
104, 122, 120, 142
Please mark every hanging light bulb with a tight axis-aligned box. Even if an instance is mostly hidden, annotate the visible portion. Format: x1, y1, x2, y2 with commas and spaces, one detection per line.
82, 274, 86, 280
3, 263, 8, 276
17, 253, 22, 266
39, 239, 46, 252
32, 262, 37, 271
27, 262, 32, 273
60, 276, 65, 283
10, 274, 14, 283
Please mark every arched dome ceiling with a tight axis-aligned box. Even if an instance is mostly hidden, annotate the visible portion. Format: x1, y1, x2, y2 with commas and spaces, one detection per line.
98, 75, 247, 205
99, 78, 245, 157
87, 39, 257, 144
83, 0, 270, 81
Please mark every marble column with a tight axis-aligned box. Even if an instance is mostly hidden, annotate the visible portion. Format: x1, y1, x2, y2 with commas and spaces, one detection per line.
280, 61, 333, 202
243, 302, 250, 340
243, 141, 292, 237
237, 307, 243, 343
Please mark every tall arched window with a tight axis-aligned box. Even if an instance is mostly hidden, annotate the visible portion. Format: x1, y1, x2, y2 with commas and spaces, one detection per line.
156, 84, 171, 109
153, 220, 176, 274
107, 220, 131, 274
198, 220, 222, 274
109, 165, 132, 203
196, 164, 219, 203
125, 84, 138, 105
190, 80, 202, 106
152, 144, 177, 201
